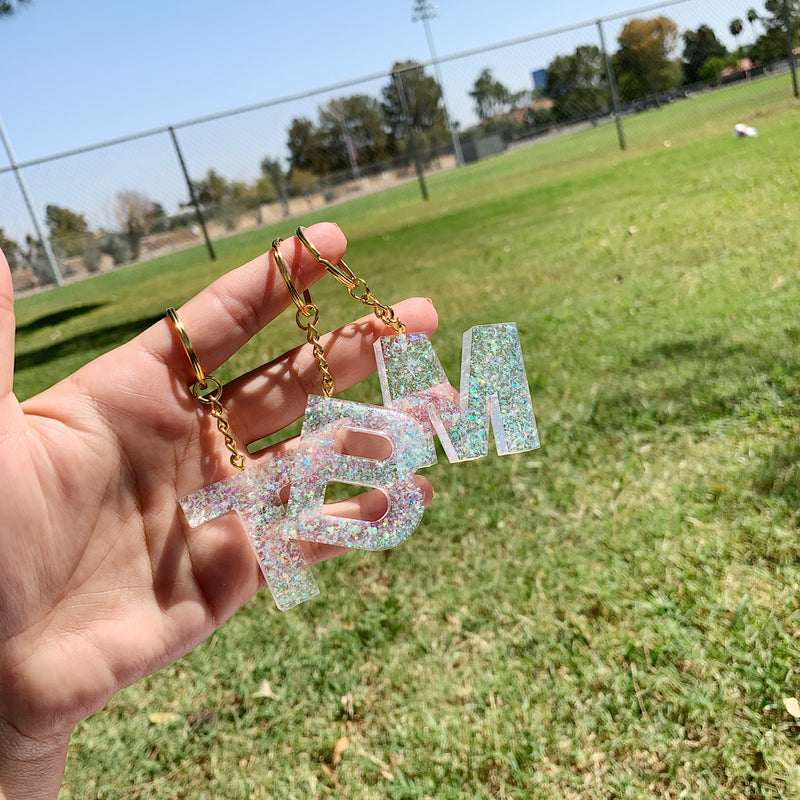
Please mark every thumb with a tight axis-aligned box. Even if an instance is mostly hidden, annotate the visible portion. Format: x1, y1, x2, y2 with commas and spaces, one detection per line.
0, 246, 16, 398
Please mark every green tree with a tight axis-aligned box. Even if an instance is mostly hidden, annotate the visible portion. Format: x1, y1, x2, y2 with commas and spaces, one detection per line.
45, 204, 90, 258
751, 1, 800, 62
0, 228, 21, 269
469, 68, 514, 122
319, 94, 390, 172
193, 169, 229, 207
699, 56, 730, 84
260, 157, 289, 216
613, 15, 681, 102
114, 190, 163, 260
764, 0, 800, 24
545, 45, 609, 122
730, 18, 744, 51
747, 7, 760, 41
0, 0, 31, 18
383, 60, 449, 155
288, 168, 318, 199
286, 117, 329, 174
682, 24, 728, 85
192, 169, 245, 230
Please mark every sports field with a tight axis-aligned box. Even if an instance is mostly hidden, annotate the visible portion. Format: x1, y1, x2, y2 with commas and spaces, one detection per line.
15, 72, 800, 798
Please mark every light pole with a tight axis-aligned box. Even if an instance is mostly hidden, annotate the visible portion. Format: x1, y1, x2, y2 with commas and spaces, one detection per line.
325, 105, 361, 182
411, 1, 464, 167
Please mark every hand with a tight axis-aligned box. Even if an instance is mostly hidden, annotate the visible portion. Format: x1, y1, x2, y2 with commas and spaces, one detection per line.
0, 223, 438, 800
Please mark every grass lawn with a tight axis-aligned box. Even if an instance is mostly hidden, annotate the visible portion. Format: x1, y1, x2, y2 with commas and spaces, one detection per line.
13, 73, 800, 798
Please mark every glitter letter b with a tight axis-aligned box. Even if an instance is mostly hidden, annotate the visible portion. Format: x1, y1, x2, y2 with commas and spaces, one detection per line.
286, 395, 428, 550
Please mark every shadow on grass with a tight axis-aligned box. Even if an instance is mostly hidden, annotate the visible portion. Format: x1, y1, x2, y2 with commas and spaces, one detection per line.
588, 335, 800, 434
14, 313, 164, 372
15, 302, 108, 333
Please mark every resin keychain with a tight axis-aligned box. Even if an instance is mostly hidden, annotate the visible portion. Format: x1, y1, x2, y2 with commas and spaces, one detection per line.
172, 227, 540, 611
374, 324, 539, 465
174, 235, 429, 610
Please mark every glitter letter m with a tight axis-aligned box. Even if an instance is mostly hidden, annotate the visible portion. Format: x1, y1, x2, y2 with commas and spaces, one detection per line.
375, 323, 540, 464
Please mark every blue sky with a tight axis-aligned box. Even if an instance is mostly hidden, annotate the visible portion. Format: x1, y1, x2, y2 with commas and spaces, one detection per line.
0, 0, 741, 161
0, 0, 744, 240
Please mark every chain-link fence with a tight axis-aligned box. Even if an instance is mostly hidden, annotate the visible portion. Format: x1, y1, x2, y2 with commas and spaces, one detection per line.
2, 0, 796, 291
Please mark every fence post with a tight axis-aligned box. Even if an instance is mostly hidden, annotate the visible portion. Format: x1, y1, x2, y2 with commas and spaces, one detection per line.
783, 0, 799, 98
0, 114, 63, 286
168, 126, 216, 261
597, 19, 626, 151
393, 72, 429, 202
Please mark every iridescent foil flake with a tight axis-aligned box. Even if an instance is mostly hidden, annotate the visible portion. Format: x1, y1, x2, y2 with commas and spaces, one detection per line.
180, 455, 319, 612
286, 395, 429, 551
375, 323, 539, 463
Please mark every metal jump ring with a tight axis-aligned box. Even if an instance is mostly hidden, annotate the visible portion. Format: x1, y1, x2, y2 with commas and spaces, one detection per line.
166, 307, 206, 387
272, 237, 315, 314
295, 225, 359, 289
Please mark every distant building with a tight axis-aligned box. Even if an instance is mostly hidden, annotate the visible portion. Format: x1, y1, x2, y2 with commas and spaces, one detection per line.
721, 57, 754, 77
532, 68, 548, 91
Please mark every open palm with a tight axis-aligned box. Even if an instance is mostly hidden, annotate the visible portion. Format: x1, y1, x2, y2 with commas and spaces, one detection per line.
0, 223, 438, 799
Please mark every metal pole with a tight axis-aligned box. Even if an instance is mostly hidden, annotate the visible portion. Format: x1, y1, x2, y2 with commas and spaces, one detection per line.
394, 72, 429, 201
597, 19, 626, 150
168, 126, 216, 261
416, 7, 465, 167
342, 119, 361, 182
0, 114, 63, 286
783, 0, 799, 98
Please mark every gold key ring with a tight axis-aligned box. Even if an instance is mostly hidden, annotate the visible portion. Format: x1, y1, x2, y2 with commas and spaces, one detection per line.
272, 237, 335, 398
166, 306, 207, 388
295, 226, 406, 334
165, 307, 246, 471
271, 237, 316, 317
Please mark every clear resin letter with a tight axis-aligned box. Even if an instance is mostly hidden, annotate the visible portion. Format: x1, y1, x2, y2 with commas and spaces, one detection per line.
286, 395, 429, 550
375, 323, 539, 463
179, 455, 319, 611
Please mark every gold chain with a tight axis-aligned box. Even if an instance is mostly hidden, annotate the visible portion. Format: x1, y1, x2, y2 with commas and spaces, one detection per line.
272, 238, 336, 398
166, 307, 247, 471
296, 300, 335, 398
193, 376, 247, 470
295, 226, 406, 334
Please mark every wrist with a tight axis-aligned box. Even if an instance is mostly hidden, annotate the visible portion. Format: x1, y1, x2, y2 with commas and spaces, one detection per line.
0, 717, 70, 800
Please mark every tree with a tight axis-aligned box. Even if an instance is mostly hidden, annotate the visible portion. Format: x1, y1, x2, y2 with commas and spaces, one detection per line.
469, 68, 514, 122
45, 204, 90, 258
682, 24, 728, 85
318, 94, 390, 172
699, 56, 730, 84
0, 228, 21, 269
114, 190, 163, 260
613, 15, 681, 102
382, 60, 449, 155
260, 157, 289, 216
747, 8, 760, 41
764, 0, 800, 26
288, 168, 318, 199
545, 45, 609, 122
190, 169, 246, 230
0, 0, 31, 18
193, 168, 229, 208
730, 18, 744, 51
286, 117, 329, 174
751, 0, 800, 63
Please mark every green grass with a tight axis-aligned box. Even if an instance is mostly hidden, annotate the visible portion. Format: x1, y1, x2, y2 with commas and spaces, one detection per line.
15, 74, 800, 797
